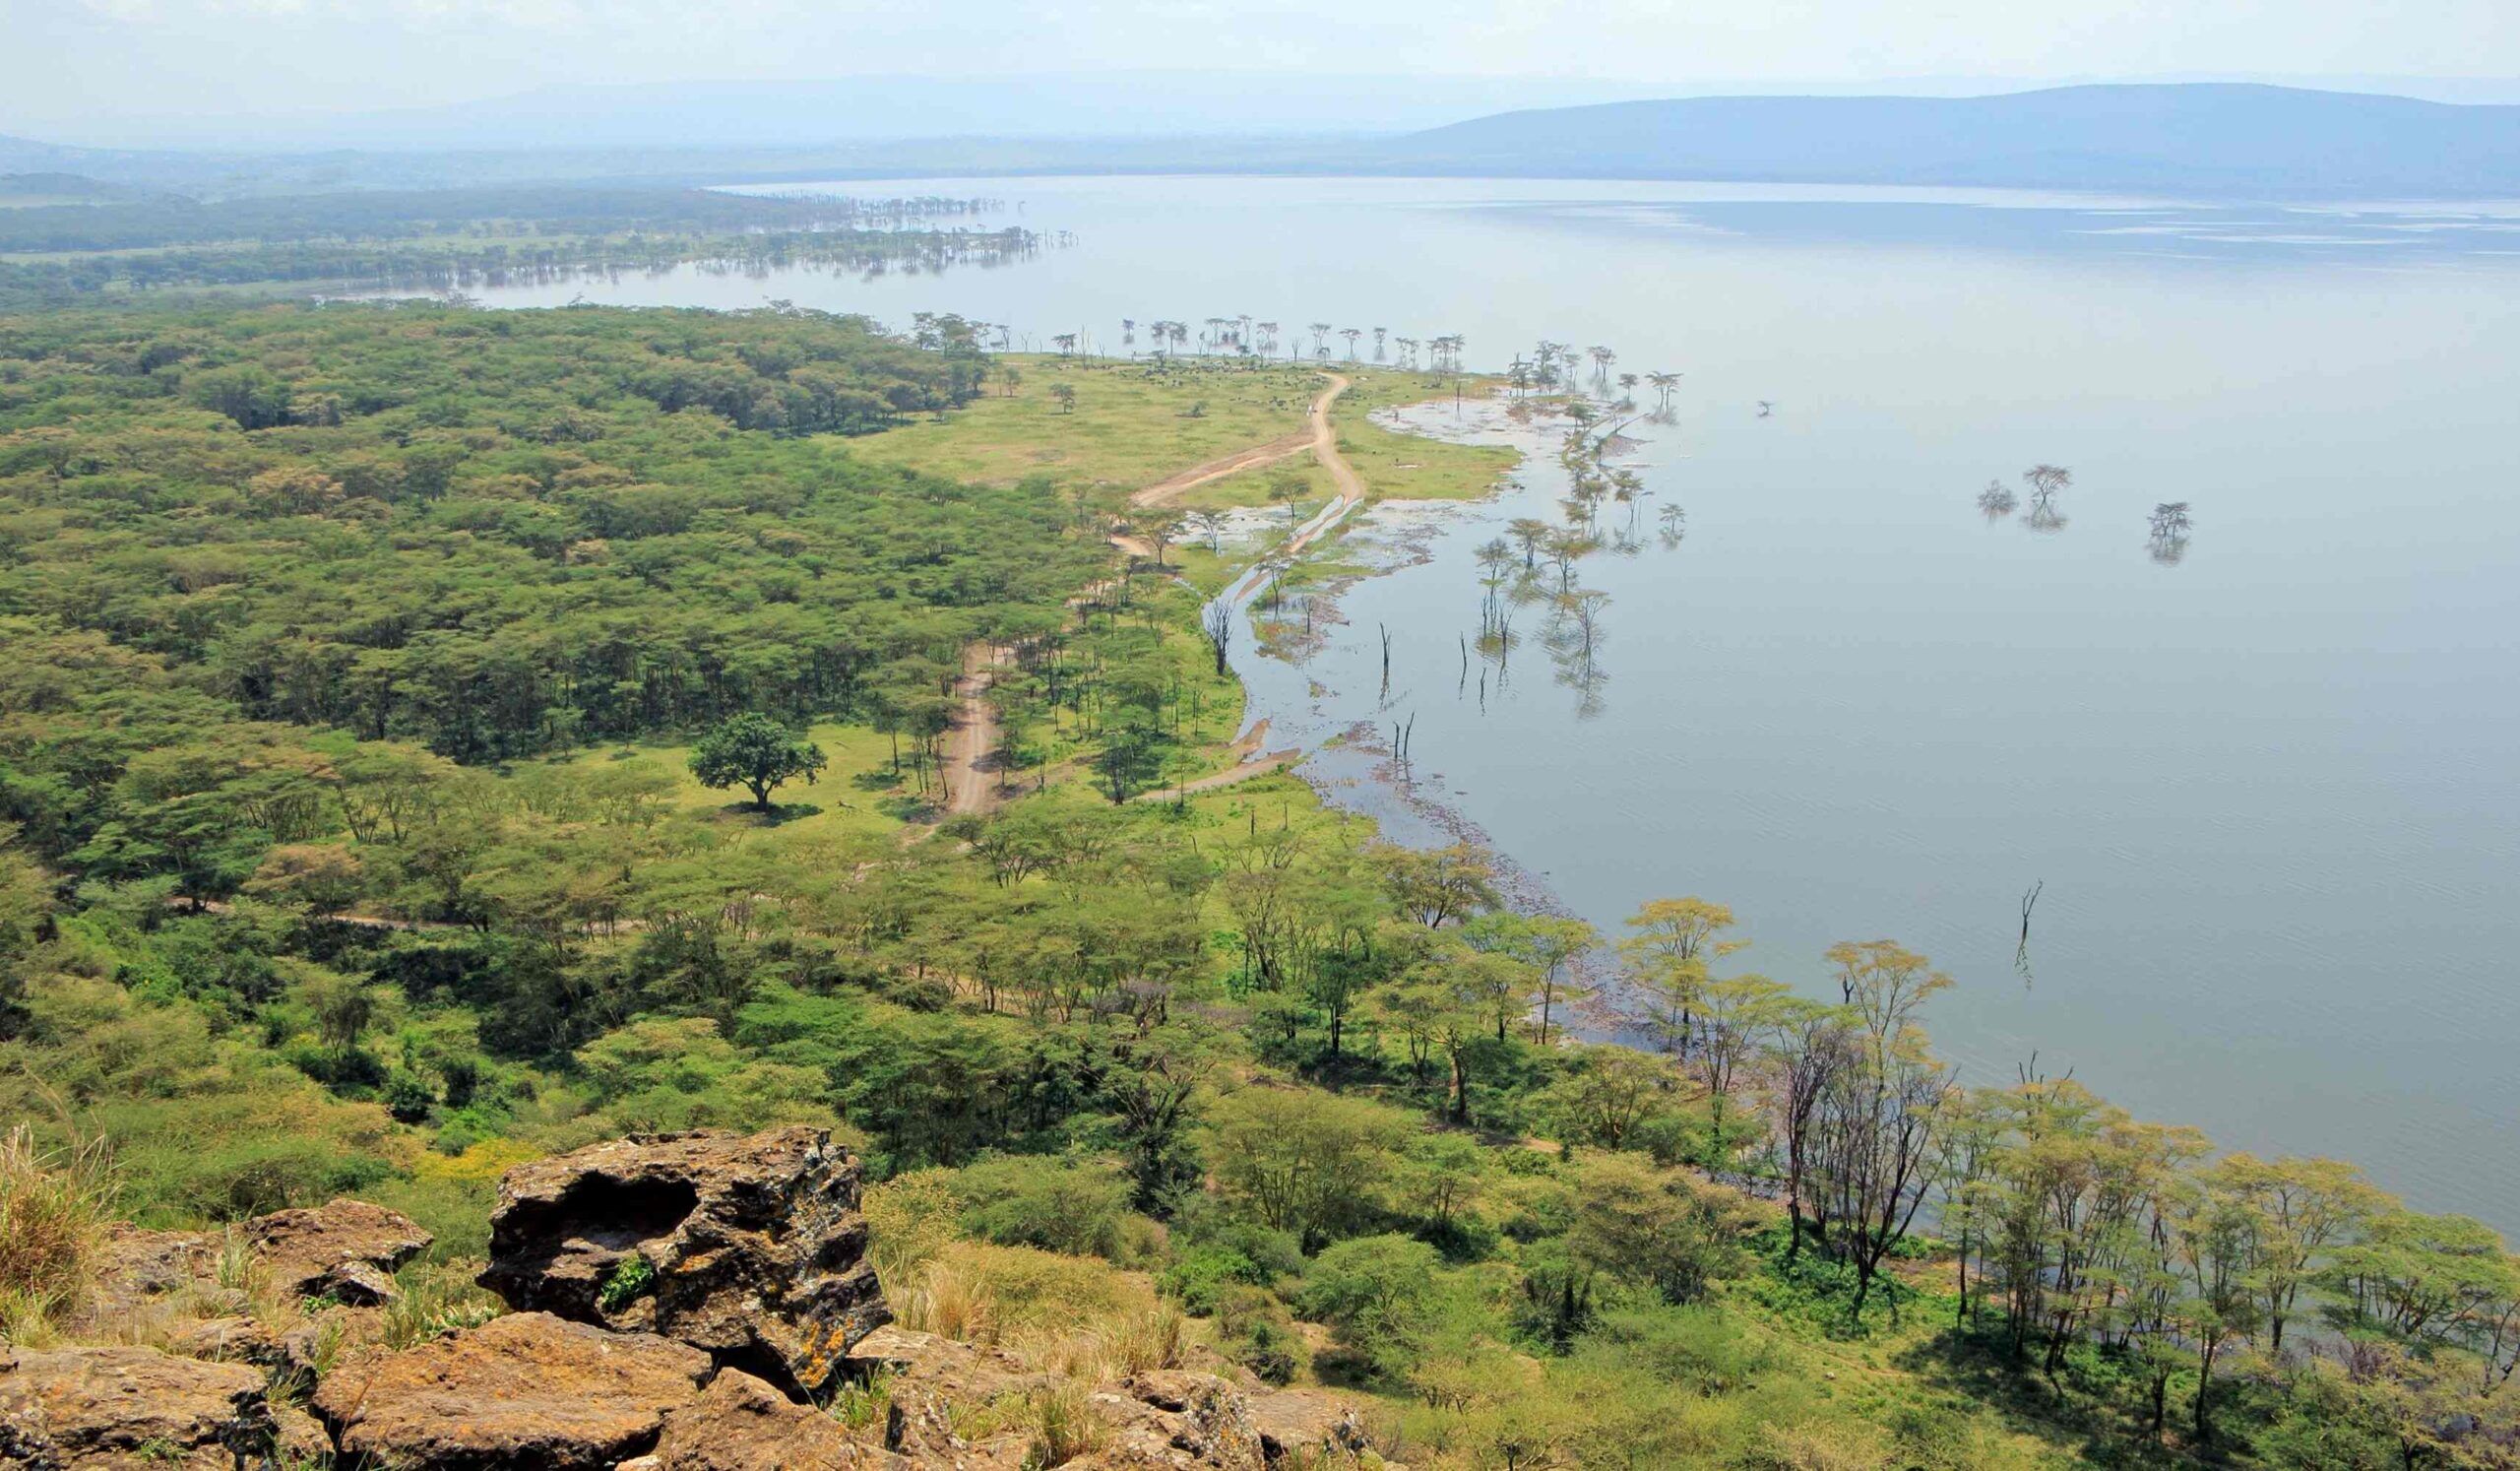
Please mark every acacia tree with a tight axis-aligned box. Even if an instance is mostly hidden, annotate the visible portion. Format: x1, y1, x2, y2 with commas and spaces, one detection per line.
1811, 940, 1956, 1323
689, 713, 827, 811
1499, 914, 1597, 1045
1369, 841, 1500, 930
1619, 897, 1746, 1055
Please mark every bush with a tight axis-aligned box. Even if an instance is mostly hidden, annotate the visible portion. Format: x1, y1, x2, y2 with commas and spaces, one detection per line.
1159, 1246, 1261, 1315
1214, 1285, 1304, 1387
948, 1156, 1138, 1261
383, 1070, 437, 1123
1297, 1234, 1443, 1343
1568, 1306, 1771, 1396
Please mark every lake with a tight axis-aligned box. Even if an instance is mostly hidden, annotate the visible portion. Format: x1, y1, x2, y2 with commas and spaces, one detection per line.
459, 175, 2520, 1231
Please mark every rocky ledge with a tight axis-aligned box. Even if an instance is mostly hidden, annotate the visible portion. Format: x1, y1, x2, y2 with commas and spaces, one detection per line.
0, 1126, 1376, 1470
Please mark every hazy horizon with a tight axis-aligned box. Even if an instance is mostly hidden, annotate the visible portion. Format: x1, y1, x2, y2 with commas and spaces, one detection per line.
10, 0, 2520, 149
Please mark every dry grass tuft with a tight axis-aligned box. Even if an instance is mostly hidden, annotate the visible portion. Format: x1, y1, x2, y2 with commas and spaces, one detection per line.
0, 1123, 116, 1344
898, 1255, 998, 1344
1018, 1381, 1110, 1469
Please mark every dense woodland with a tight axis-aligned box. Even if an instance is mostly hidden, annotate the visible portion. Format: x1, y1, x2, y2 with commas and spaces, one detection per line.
1, 299, 2516, 1470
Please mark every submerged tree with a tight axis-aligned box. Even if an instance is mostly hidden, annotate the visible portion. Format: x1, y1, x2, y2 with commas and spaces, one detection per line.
2021, 465, 2071, 531
2148, 501, 2193, 564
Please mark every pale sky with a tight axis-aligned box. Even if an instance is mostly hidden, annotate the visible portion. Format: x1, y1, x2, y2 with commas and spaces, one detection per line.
9, 0, 2519, 140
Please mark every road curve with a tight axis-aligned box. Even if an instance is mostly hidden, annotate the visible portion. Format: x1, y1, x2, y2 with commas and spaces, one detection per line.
942, 372, 1363, 817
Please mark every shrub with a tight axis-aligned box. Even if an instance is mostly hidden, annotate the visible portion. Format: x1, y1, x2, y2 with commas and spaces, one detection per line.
1159, 1246, 1261, 1315
1297, 1234, 1443, 1342
1568, 1306, 1771, 1396
1207, 1221, 1304, 1282
948, 1156, 1136, 1261
383, 1071, 436, 1123
1214, 1285, 1304, 1386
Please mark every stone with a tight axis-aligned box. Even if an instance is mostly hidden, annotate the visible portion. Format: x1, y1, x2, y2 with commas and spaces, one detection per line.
0, 1342, 327, 1470
313, 1311, 711, 1470
843, 1331, 1273, 1471
647, 1367, 905, 1470
246, 1197, 432, 1305
480, 1127, 887, 1396
162, 1314, 286, 1368
1244, 1388, 1372, 1463
1080, 1372, 1266, 1471
75, 1225, 227, 1329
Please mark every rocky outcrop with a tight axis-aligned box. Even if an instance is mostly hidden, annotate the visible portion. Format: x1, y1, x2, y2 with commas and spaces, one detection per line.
845, 1328, 1302, 1471
848, 1325, 1049, 1467
247, 1197, 432, 1305
312, 1311, 712, 1470
75, 1199, 429, 1334
0, 1342, 328, 1469
1087, 1371, 1269, 1471
77, 1225, 224, 1327
634, 1368, 908, 1470
26, 1129, 1371, 1471
1244, 1388, 1372, 1464
478, 1126, 887, 1396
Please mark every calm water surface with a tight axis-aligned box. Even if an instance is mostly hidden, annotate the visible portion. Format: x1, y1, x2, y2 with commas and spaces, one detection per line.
465, 176, 2520, 1230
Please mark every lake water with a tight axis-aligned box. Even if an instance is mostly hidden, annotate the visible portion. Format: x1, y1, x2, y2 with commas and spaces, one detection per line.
463, 176, 2520, 1232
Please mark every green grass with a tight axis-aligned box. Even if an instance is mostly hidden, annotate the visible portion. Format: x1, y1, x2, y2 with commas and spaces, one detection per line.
542, 721, 914, 841
851, 355, 1511, 505
846, 355, 1318, 493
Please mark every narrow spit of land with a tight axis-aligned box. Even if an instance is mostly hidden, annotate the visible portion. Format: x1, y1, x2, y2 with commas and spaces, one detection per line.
942, 372, 1363, 813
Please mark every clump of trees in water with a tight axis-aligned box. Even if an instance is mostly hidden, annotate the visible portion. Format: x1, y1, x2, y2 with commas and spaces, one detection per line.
0, 187, 1040, 308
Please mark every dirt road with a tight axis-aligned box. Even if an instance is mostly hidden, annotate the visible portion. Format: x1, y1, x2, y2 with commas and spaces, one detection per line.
942, 373, 1364, 817
1127, 373, 1353, 511
944, 641, 999, 816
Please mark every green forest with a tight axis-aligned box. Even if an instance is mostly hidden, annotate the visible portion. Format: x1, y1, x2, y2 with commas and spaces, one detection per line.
2, 298, 2516, 1470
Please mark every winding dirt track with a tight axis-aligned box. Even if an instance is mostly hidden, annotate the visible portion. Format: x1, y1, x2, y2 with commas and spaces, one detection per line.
941, 373, 1362, 815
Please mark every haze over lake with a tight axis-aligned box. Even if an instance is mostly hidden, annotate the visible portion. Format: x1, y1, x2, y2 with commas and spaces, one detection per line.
461, 174, 2520, 1230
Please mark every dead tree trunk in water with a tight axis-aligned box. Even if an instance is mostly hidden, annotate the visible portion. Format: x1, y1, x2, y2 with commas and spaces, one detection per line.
2015, 880, 2043, 983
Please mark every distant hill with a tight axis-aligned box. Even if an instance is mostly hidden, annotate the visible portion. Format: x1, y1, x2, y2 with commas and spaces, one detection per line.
1347, 84, 2520, 195
0, 171, 170, 206
7, 84, 2519, 202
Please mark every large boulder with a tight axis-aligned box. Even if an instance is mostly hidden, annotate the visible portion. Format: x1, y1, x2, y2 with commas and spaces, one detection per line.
0, 1343, 327, 1469
479, 1127, 887, 1396
312, 1311, 711, 1470
637, 1367, 905, 1470
247, 1197, 432, 1305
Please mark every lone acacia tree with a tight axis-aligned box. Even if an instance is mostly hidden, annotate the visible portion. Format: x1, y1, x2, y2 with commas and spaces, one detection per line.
690, 713, 827, 811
